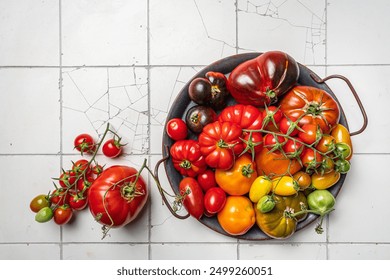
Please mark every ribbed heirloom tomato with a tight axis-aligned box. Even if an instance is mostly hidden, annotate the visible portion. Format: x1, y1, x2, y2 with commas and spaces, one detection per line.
170, 140, 207, 177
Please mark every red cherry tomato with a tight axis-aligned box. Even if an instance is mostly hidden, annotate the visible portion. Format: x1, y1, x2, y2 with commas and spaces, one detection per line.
264, 133, 286, 150
283, 138, 304, 157
179, 177, 204, 220
197, 169, 217, 192
298, 124, 321, 145
69, 193, 88, 211
74, 134, 95, 154
166, 118, 188, 140
300, 148, 323, 169
59, 170, 77, 188
102, 138, 123, 158
53, 205, 73, 225
72, 159, 90, 175
204, 187, 227, 215
279, 116, 299, 136
50, 189, 70, 206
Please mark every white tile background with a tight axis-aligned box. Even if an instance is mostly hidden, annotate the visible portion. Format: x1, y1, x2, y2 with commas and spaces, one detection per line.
0, 0, 389, 260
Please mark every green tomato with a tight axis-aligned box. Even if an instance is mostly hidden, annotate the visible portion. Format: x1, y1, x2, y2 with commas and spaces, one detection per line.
335, 159, 351, 174
334, 142, 351, 159
35, 207, 53, 223
257, 195, 275, 213
307, 190, 336, 215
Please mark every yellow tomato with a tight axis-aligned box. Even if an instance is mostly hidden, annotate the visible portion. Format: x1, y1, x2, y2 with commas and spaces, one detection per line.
249, 176, 273, 203
272, 176, 298, 196
311, 170, 341, 190
331, 124, 353, 160
215, 154, 257, 195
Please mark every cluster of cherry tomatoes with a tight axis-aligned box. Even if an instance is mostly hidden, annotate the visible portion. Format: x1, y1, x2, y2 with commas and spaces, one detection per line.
30, 132, 125, 225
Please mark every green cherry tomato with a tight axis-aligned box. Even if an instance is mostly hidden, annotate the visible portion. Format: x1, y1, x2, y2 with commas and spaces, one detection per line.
335, 159, 351, 174
334, 142, 351, 159
257, 195, 276, 213
307, 190, 336, 215
30, 194, 50, 213
35, 207, 54, 223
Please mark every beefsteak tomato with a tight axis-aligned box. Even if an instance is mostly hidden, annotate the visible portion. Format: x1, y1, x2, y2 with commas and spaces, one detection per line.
228, 51, 299, 106
280, 86, 340, 134
170, 140, 207, 177
255, 147, 301, 177
88, 165, 148, 228
218, 104, 263, 130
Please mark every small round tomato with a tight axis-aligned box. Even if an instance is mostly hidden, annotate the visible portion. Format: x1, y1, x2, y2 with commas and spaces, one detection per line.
279, 116, 299, 136
91, 164, 104, 176
53, 205, 73, 225
283, 139, 304, 158
30, 194, 50, 213
197, 169, 217, 192
298, 124, 321, 145
204, 187, 226, 215
262, 106, 283, 130
35, 207, 53, 223
72, 159, 90, 175
293, 171, 312, 190
69, 193, 88, 211
185, 106, 217, 134
217, 196, 255, 236
166, 118, 188, 140
102, 138, 123, 158
334, 142, 351, 160
263, 133, 286, 150
59, 170, 77, 188
335, 159, 351, 174
74, 133, 95, 154
315, 135, 335, 153
50, 189, 70, 206
76, 176, 94, 195
300, 148, 323, 170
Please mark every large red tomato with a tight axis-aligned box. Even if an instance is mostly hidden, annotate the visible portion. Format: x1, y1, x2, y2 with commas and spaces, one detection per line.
170, 140, 207, 177
88, 165, 148, 228
218, 104, 263, 130
227, 51, 299, 106
280, 86, 340, 134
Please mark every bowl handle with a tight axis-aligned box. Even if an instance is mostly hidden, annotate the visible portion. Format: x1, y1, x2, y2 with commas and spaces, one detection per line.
310, 73, 368, 136
153, 146, 190, 220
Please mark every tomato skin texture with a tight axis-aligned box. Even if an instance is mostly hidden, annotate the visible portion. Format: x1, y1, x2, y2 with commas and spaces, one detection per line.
204, 187, 226, 215
197, 169, 217, 192
198, 121, 243, 170
217, 196, 255, 236
88, 165, 148, 227
166, 118, 188, 140
311, 170, 341, 190
228, 51, 299, 106
179, 177, 204, 220
30, 194, 50, 213
272, 176, 298, 196
280, 86, 340, 134
74, 134, 95, 154
255, 147, 301, 177
255, 193, 307, 239
331, 124, 353, 160
102, 139, 122, 158
54, 205, 73, 225
215, 154, 257, 195
218, 104, 263, 130
170, 140, 207, 177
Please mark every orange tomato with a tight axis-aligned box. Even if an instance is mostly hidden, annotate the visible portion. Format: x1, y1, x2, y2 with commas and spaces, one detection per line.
215, 154, 257, 195
255, 148, 301, 176
331, 124, 353, 160
315, 134, 335, 154
217, 196, 255, 236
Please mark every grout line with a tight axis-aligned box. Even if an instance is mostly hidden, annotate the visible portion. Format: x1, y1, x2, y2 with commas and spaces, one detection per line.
59, 0, 64, 261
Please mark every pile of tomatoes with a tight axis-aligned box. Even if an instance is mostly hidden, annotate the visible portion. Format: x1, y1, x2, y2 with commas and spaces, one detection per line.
165, 51, 353, 239
30, 127, 148, 236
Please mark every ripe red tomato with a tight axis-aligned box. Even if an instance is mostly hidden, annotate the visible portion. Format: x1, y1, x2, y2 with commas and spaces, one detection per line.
166, 118, 188, 140
262, 106, 283, 131
204, 187, 226, 215
283, 139, 304, 157
59, 170, 77, 188
264, 133, 286, 149
300, 148, 323, 169
179, 177, 204, 220
218, 104, 263, 130
72, 159, 90, 175
53, 205, 73, 225
69, 193, 88, 211
279, 116, 299, 136
88, 165, 148, 227
298, 124, 321, 145
76, 176, 94, 195
102, 138, 123, 158
74, 134, 96, 154
197, 169, 217, 192
50, 189, 70, 206
170, 140, 207, 177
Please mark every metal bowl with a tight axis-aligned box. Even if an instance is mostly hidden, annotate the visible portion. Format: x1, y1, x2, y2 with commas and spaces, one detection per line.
161, 52, 349, 240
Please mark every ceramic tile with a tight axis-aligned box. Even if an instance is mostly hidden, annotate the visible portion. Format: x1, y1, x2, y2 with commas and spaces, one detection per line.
63, 244, 148, 260
239, 243, 327, 260
149, 67, 201, 154
326, 66, 390, 153
328, 155, 390, 243
61, 0, 147, 66
151, 243, 237, 260
0, 244, 60, 260
0, 156, 60, 242
0, 69, 60, 154
61, 155, 150, 243
0, 0, 59, 66
327, 0, 390, 64
328, 244, 390, 260
149, 0, 236, 65
237, 0, 326, 65
62, 67, 149, 155
150, 156, 236, 243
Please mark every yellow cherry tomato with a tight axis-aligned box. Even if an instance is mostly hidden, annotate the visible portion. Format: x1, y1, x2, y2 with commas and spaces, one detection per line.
331, 124, 353, 160
249, 176, 273, 203
272, 176, 298, 196
311, 170, 341, 190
